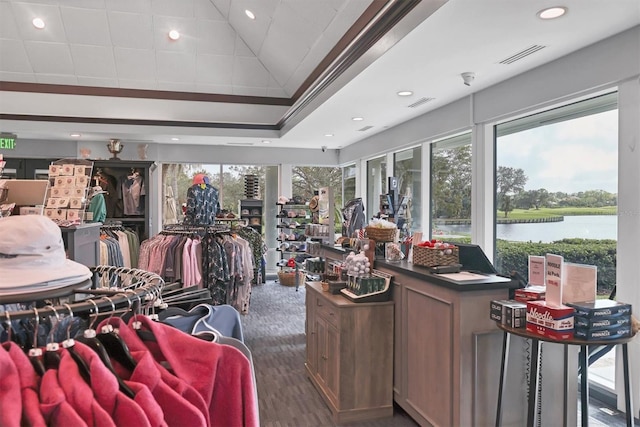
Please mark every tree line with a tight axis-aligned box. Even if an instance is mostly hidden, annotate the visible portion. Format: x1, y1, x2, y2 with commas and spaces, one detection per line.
432, 145, 617, 219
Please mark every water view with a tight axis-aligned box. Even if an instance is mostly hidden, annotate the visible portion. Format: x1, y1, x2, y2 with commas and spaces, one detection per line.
436, 215, 617, 243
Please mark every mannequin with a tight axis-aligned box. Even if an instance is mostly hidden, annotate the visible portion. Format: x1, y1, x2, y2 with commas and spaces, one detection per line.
88, 186, 107, 223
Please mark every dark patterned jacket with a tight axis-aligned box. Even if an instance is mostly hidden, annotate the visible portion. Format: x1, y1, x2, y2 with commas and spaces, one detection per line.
184, 184, 220, 225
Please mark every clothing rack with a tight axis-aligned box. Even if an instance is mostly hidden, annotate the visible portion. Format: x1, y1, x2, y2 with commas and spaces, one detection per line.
1, 266, 163, 322
161, 223, 231, 235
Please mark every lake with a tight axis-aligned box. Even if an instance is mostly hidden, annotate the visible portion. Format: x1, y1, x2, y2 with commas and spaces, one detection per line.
436, 215, 617, 243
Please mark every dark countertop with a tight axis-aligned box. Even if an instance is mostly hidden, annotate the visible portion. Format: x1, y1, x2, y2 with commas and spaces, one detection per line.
319, 244, 520, 292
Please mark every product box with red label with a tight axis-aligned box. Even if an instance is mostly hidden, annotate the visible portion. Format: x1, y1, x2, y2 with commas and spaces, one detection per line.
525, 300, 574, 340
514, 286, 546, 302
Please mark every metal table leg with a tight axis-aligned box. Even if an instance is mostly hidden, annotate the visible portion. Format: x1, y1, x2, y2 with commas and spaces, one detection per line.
496, 331, 510, 427
579, 344, 589, 427
527, 338, 541, 427
622, 343, 634, 427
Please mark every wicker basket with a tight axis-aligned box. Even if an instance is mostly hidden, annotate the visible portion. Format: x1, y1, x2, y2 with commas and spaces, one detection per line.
413, 245, 459, 267
365, 226, 397, 242
278, 270, 297, 286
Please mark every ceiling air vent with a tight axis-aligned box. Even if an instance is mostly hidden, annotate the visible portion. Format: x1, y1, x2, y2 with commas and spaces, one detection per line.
227, 142, 254, 146
358, 125, 374, 132
499, 45, 546, 65
407, 97, 434, 108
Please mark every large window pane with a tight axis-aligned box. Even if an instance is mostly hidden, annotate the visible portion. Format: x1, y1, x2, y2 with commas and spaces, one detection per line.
430, 133, 472, 240
366, 156, 387, 220
394, 146, 421, 235
495, 92, 618, 391
342, 164, 357, 204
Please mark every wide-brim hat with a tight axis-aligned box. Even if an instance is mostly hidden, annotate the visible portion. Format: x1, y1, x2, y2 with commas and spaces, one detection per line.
0, 216, 92, 297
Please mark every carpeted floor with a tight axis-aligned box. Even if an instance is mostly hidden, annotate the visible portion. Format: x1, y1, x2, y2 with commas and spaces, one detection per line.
241, 280, 418, 427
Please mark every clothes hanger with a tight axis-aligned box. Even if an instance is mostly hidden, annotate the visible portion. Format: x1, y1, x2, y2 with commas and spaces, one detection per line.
76, 299, 135, 398
27, 308, 46, 376
43, 305, 61, 370
59, 304, 91, 384
96, 292, 137, 371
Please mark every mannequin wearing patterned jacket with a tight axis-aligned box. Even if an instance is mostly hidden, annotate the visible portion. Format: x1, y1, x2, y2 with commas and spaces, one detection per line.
184, 183, 220, 225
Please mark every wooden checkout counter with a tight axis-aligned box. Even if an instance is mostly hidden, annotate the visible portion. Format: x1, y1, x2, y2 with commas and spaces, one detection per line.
313, 243, 523, 426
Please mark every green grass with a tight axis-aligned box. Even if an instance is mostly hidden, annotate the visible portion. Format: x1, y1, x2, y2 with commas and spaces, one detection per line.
497, 206, 617, 219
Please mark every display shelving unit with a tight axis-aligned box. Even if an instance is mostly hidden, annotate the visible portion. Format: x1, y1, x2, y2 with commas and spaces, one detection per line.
276, 202, 312, 272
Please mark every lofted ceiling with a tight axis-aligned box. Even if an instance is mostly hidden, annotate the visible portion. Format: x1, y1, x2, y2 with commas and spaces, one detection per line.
0, 0, 639, 152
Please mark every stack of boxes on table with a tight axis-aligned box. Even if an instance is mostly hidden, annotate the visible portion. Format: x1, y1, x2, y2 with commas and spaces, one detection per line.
490, 254, 633, 342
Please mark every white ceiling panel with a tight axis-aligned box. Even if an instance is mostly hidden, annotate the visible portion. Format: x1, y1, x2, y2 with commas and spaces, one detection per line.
285, 0, 337, 35
0, 2, 21, 39
232, 84, 267, 97
153, 15, 197, 52
0, 39, 31, 72
105, 0, 152, 14
54, 0, 105, 9
108, 11, 154, 49
59, 7, 111, 46
232, 56, 268, 87
13, 3, 66, 42
152, 0, 195, 18
196, 20, 236, 55
227, 3, 272, 55
211, 0, 231, 19
0, 71, 36, 82
157, 81, 197, 92
114, 47, 157, 81
76, 76, 118, 87
119, 78, 158, 90
70, 44, 116, 78
194, 0, 225, 21
196, 53, 233, 85
195, 82, 232, 94
259, 21, 310, 87
233, 35, 253, 57
24, 41, 73, 73
156, 50, 195, 82
34, 73, 77, 84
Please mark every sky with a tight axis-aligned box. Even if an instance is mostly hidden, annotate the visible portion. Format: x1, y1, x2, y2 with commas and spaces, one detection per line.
497, 109, 618, 194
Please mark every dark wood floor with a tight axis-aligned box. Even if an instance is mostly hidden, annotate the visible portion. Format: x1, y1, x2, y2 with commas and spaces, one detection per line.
242, 280, 637, 426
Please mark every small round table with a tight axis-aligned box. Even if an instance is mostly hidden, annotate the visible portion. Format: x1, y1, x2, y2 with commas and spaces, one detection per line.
495, 323, 636, 427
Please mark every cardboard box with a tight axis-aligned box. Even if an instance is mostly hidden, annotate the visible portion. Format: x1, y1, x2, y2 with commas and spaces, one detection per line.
514, 286, 546, 302
526, 322, 574, 340
566, 300, 632, 319
490, 299, 527, 328
525, 300, 574, 340
574, 324, 632, 341
574, 314, 631, 330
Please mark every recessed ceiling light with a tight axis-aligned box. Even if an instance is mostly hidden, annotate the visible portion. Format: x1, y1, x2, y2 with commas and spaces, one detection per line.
262, 140, 271, 144
537, 6, 567, 20
352, 117, 364, 121
324, 133, 334, 137
397, 91, 413, 96
168, 30, 180, 40
171, 137, 179, 141
70, 133, 81, 138
245, 10, 255, 20
32, 18, 45, 29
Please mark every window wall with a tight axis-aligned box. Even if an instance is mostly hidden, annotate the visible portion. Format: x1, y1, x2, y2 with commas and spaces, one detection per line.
430, 133, 472, 240
393, 146, 422, 235
494, 92, 618, 391
366, 156, 387, 220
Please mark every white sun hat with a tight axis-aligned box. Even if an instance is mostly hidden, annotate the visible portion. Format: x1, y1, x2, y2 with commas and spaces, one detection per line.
0, 215, 92, 298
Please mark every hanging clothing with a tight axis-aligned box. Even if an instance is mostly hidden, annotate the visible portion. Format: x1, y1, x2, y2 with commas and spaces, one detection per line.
184, 184, 220, 226
164, 186, 178, 226
88, 193, 107, 223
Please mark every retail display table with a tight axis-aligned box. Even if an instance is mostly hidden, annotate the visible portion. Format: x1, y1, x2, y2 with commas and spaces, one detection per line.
495, 323, 636, 427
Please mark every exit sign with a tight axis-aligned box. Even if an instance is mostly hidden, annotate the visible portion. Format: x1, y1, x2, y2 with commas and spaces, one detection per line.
0, 134, 17, 150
